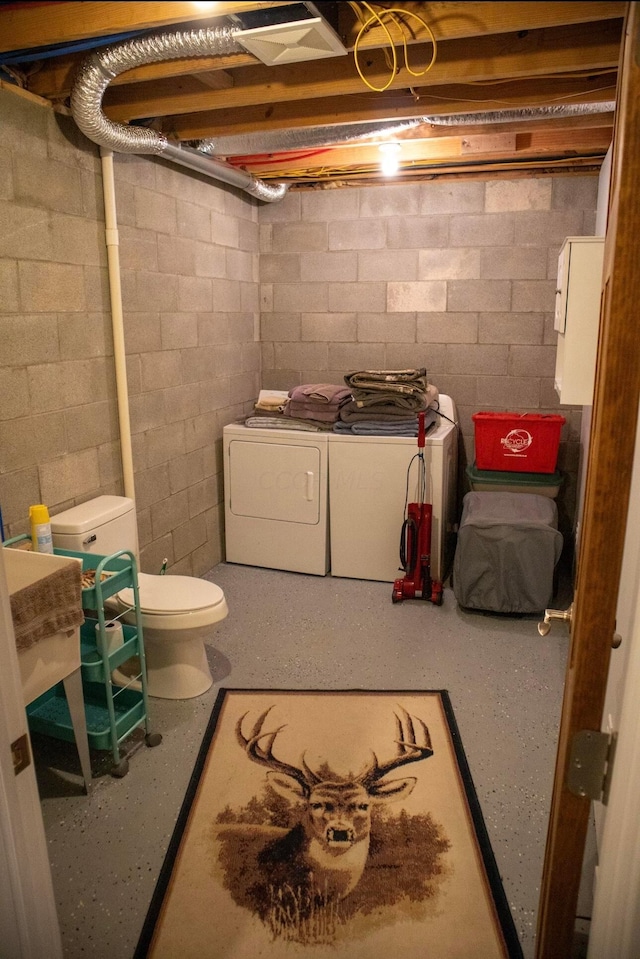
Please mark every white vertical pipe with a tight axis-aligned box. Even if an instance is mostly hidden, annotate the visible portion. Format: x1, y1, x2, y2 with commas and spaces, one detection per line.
100, 148, 135, 501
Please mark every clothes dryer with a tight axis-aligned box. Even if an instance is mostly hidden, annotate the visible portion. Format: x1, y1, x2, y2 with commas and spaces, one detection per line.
328, 395, 458, 583
223, 424, 330, 576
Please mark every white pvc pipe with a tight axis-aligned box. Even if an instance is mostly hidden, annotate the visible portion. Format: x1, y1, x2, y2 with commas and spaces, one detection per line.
100, 148, 136, 502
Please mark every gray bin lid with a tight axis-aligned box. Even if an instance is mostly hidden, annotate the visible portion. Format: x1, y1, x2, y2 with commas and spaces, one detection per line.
459, 491, 558, 530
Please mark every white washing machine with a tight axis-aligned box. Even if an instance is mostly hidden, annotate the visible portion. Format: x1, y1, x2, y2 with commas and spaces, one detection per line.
328, 395, 458, 583
223, 424, 330, 576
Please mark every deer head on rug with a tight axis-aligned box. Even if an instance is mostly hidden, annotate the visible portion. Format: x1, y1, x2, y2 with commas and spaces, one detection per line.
235, 705, 434, 901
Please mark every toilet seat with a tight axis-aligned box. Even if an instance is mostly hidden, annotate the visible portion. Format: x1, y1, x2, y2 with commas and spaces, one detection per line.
115, 574, 228, 631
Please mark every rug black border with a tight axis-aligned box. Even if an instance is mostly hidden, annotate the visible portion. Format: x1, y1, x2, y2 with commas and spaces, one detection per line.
134, 688, 524, 959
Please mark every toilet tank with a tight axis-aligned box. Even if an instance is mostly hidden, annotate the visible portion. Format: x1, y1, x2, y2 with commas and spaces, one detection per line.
50, 495, 139, 560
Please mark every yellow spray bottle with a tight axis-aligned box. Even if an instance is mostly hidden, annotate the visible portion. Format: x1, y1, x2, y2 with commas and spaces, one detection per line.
29, 504, 54, 553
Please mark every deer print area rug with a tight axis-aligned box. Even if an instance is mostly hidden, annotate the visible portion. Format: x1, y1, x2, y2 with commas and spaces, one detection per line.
135, 689, 523, 959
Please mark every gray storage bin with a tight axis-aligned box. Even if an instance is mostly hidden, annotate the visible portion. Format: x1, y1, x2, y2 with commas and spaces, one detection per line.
453, 492, 563, 614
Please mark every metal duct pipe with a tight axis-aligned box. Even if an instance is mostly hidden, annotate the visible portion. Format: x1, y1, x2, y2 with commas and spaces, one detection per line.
70, 25, 288, 202
70, 23, 615, 187
424, 103, 616, 126
160, 142, 288, 202
197, 102, 616, 157
194, 118, 426, 157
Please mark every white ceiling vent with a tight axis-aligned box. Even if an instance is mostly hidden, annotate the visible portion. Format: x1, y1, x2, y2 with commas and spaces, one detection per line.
237, 18, 347, 65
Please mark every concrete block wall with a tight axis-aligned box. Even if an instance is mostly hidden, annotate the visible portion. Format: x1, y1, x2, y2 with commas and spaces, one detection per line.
0, 83, 598, 563
0, 90, 118, 541
113, 153, 259, 575
0, 87, 259, 575
260, 177, 598, 533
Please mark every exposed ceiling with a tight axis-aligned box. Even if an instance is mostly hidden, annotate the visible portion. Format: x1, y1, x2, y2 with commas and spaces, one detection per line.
0, 1, 626, 190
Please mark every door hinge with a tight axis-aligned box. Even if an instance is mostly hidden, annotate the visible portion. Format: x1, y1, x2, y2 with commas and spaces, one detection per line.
11, 733, 31, 776
567, 729, 616, 804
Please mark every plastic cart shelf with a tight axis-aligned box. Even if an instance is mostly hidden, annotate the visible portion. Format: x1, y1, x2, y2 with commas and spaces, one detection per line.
26, 547, 162, 777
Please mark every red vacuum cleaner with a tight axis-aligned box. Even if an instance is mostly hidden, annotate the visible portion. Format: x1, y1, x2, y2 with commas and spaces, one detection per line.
392, 411, 443, 605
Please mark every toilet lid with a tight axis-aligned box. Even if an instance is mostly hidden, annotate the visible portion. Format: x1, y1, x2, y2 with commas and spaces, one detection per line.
116, 573, 225, 615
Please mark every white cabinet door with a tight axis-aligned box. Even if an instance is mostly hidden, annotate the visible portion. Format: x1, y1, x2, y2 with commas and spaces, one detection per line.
554, 237, 605, 406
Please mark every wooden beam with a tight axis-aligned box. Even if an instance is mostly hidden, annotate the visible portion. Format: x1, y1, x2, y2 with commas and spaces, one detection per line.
282, 159, 604, 189
26, 51, 257, 102
339, 2, 627, 51
237, 153, 606, 184
0, 1, 295, 54
193, 70, 234, 91
102, 20, 623, 122
406, 114, 615, 142
225, 126, 611, 175
161, 76, 617, 140
22, 1, 626, 101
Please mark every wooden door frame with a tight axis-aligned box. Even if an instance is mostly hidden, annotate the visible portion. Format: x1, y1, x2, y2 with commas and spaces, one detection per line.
536, 3, 640, 957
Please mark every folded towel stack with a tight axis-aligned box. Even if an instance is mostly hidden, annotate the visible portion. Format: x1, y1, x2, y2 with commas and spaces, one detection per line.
284, 384, 352, 424
244, 415, 331, 432
244, 387, 343, 431
253, 389, 289, 413
337, 369, 439, 436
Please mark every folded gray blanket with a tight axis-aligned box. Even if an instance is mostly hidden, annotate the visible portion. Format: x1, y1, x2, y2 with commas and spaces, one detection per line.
245, 416, 332, 432
345, 368, 427, 387
288, 384, 352, 405
334, 421, 420, 436
349, 390, 429, 410
344, 369, 428, 397
339, 404, 421, 423
341, 383, 439, 417
335, 406, 438, 434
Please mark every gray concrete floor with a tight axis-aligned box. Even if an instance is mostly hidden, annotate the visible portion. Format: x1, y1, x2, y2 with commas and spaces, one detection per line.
32, 561, 583, 959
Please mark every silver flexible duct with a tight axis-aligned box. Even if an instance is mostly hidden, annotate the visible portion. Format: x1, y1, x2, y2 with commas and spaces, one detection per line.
70, 25, 288, 203
197, 102, 616, 156
194, 118, 426, 157
424, 103, 616, 126
70, 22, 616, 195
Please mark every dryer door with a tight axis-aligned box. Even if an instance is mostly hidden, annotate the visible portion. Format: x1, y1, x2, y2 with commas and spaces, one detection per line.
227, 439, 321, 525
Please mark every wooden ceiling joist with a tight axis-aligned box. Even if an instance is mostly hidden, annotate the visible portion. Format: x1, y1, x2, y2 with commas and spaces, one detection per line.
0, 2, 295, 54
101, 20, 622, 125
338, 2, 627, 51
161, 76, 618, 141
0, 1, 621, 186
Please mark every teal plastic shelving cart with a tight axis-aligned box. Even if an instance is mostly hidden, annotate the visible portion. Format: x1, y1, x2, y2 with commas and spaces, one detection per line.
25, 547, 162, 777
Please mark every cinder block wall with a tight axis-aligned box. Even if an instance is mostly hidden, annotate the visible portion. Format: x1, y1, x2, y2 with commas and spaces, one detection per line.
113, 154, 259, 574
0, 87, 258, 574
259, 178, 598, 533
0, 84, 598, 561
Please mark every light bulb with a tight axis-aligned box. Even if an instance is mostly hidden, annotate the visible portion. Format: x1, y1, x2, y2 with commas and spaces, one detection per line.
379, 142, 401, 176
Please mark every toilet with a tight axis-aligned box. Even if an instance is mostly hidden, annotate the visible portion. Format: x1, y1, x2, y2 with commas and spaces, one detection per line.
50, 495, 228, 700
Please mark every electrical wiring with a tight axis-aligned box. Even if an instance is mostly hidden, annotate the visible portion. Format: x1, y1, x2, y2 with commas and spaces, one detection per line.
245, 148, 608, 182
403, 87, 616, 111
227, 148, 333, 168
399, 450, 425, 574
348, 1, 437, 94
431, 399, 459, 431
442, 69, 615, 88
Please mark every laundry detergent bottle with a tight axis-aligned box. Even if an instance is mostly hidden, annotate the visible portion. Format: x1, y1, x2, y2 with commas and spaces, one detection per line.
30, 504, 54, 553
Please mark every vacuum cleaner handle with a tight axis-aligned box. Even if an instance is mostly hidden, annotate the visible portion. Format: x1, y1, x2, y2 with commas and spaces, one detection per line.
418, 411, 426, 449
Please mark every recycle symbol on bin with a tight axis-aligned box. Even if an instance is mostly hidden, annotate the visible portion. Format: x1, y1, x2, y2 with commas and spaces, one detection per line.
500, 428, 533, 453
